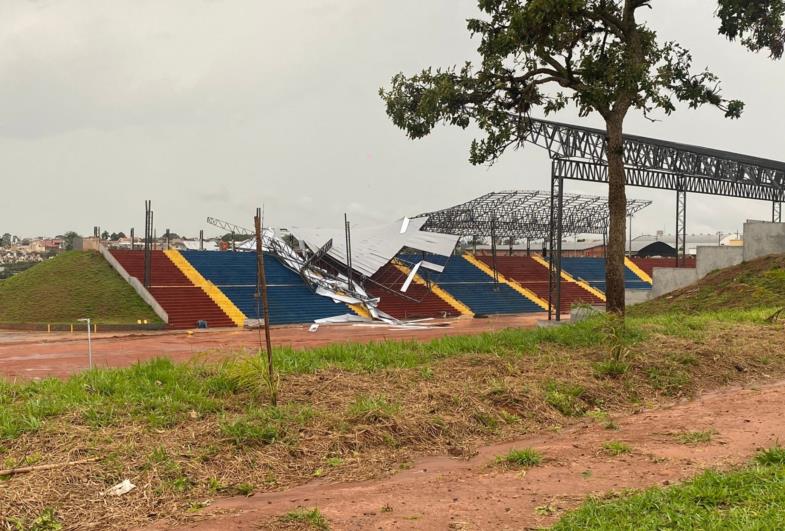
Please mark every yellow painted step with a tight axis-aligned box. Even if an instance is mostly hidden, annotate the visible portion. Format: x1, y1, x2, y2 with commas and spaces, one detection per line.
625, 257, 653, 284
164, 249, 247, 327
530, 254, 607, 303
462, 254, 549, 311
392, 262, 474, 317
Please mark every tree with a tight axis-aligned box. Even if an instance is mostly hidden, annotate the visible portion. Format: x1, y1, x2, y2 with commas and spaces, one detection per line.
63, 231, 79, 251
0, 233, 11, 247
380, 1, 778, 315
718, 0, 785, 58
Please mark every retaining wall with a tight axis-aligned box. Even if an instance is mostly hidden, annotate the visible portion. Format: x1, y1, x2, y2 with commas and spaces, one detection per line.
743, 221, 785, 261
696, 246, 744, 278
651, 267, 699, 298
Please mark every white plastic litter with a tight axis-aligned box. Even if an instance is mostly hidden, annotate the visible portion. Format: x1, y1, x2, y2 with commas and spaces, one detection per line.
104, 479, 136, 496
308, 324, 319, 333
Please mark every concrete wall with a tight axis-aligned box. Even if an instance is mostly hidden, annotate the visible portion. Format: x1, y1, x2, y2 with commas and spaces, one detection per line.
625, 289, 651, 306
743, 221, 785, 261
651, 267, 699, 298
696, 246, 744, 279
98, 245, 169, 323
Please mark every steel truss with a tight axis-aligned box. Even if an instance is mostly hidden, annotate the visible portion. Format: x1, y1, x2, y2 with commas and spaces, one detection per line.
417, 190, 651, 240
519, 117, 785, 320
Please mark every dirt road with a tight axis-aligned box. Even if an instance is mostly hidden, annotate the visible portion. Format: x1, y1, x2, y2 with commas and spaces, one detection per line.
175, 380, 785, 530
0, 314, 545, 379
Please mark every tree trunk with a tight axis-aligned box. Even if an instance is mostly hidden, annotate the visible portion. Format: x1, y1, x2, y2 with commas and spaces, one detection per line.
604, 115, 627, 316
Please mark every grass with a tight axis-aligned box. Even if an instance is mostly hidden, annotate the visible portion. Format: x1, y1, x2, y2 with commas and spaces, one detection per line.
552, 447, 785, 530
632, 255, 785, 317
495, 448, 542, 468
0, 251, 160, 324
3, 308, 785, 529
601, 441, 632, 456
279, 508, 329, 530
675, 429, 716, 445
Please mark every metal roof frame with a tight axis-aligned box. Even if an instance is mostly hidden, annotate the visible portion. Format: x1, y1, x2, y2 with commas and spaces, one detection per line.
416, 190, 651, 240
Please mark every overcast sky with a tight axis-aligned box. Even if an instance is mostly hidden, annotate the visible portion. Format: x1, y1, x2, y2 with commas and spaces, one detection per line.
1, 0, 783, 239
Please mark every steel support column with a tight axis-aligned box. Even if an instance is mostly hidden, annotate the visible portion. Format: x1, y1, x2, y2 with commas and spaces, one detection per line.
548, 163, 564, 321
490, 216, 499, 286
773, 201, 783, 223
675, 184, 687, 268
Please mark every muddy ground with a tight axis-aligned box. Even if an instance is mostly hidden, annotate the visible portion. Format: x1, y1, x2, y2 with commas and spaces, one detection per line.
171, 380, 785, 530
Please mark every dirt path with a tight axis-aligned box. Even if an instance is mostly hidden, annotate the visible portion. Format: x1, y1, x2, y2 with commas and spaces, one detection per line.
171, 380, 785, 530
0, 314, 544, 379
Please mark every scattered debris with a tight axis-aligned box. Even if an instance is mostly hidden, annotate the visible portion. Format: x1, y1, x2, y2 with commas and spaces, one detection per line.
103, 479, 136, 496
0, 457, 101, 477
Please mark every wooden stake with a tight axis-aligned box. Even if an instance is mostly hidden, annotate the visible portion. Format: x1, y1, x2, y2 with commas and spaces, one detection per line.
254, 208, 276, 405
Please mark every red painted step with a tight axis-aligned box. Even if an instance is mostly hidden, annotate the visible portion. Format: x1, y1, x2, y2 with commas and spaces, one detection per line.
367, 263, 459, 320
110, 250, 235, 329
477, 255, 603, 310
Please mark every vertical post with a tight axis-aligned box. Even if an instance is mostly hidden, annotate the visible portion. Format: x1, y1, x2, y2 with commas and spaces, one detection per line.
79, 318, 93, 369
555, 174, 564, 321
675, 185, 687, 268
526, 237, 531, 256
199, 230, 204, 251
548, 162, 564, 321
344, 214, 354, 291
144, 201, 152, 288
508, 237, 513, 256
628, 214, 633, 257
165, 228, 170, 251
773, 200, 782, 223
254, 208, 275, 405
490, 216, 499, 285
130, 228, 135, 251
231, 231, 236, 252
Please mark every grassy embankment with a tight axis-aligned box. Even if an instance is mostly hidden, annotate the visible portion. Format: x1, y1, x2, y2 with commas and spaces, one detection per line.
0, 250, 160, 325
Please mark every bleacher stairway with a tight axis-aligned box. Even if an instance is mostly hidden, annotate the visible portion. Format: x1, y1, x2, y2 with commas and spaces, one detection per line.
110, 250, 235, 329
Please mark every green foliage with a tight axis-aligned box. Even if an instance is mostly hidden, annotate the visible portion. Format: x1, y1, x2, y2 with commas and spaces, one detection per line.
380, 1, 744, 167
496, 448, 542, 468
220, 404, 313, 446
280, 508, 329, 530
347, 396, 399, 423
756, 445, 785, 465
0, 251, 160, 324
601, 441, 632, 456
544, 380, 586, 417
553, 447, 785, 530
676, 429, 717, 446
717, 0, 785, 58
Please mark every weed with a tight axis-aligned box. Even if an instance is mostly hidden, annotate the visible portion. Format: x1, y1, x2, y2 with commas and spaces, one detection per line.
381, 504, 393, 513
326, 457, 343, 467
280, 508, 329, 530
235, 483, 255, 496
593, 359, 630, 378
496, 448, 542, 468
348, 396, 398, 423
601, 441, 632, 456
544, 381, 586, 417
675, 429, 716, 445
587, 410, 618, 430
756, 446, 785, 466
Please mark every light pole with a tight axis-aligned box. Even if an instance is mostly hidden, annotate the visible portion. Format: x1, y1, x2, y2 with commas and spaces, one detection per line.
78, 318, 93, 369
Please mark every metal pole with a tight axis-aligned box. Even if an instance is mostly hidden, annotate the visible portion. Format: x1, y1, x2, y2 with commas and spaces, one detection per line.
199, 230, 204, 251
628, 215, 633, 257
344, 214, 353, 292
490, 216, 499, 285
675, 187, 686, 268
555, 174, 564, 321
254, 209, 275, 405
